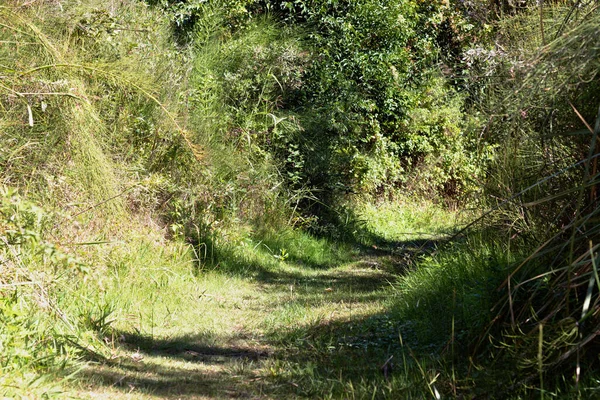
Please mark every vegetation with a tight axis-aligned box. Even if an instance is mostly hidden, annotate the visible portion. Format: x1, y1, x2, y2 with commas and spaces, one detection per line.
2, 0, 600, 398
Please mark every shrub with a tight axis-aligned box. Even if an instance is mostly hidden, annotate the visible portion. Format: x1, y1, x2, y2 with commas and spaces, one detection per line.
153, 0, 492, 210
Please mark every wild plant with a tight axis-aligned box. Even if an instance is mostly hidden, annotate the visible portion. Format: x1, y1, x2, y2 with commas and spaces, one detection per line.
461, 2, 600, 389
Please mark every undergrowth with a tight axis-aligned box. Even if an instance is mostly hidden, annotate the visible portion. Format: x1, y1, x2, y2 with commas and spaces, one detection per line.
0, 187, 111, 398
0, 0, 201, 395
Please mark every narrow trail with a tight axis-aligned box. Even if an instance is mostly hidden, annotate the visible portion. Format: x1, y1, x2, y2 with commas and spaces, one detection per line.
77, 241, 436, 399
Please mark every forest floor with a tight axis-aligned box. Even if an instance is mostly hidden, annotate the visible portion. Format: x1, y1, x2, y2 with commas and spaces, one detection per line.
74, 236, 442, 399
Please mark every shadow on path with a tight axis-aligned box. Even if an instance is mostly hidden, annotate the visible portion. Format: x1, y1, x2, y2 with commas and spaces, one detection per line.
81, 331, 272, 399
118, 332, 272, 363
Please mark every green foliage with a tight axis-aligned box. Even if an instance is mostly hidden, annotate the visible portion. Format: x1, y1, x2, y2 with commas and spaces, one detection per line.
148, 0, 262, 39
151, 0, 491, 209
0, 0, 201, 221
6, 0, 600, 397
193, 18, 306, 136
275, 0, 454, 196
0, 187, 85, 273
403, 75, 495, 198
0, 187, 115, 397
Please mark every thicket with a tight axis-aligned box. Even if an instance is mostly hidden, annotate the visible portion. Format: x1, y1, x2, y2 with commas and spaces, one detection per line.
157, 0, 493, 213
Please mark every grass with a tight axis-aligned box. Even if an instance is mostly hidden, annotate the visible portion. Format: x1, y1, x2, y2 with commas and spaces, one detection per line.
0, 1, 199, 397
392, 235, 517, 349
355, 199, 466, 242
0, 180, 554, 398
66, 200, 476, 399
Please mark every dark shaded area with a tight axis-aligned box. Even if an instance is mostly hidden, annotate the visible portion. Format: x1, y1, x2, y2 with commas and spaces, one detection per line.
85, 311, 409, 398
357, 237, 442, 265
82, 330, 274, 398
118, 331, 271, 363
81, 359, 264, 399
83, 324, 404, 398
260, 301, 520, 399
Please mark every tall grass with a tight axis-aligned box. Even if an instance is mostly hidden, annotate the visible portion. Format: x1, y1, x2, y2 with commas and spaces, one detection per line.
180, 6, 315, 258
0, 1, 200, 216
458, 1, 600, 389
0, 1, 205, 395
0, 187, 114, 397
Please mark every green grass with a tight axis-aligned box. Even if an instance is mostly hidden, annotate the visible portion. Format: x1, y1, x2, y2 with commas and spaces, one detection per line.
66, 199, 482, 399
392, 235, 516, 348
0, 1, 198, 396
0, 167, 548, 399
355, 199, 466, 242
2, 180, 589, 398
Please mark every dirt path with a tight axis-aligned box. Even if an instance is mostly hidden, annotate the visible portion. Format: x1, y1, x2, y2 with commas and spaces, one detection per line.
76, 243, 430, 399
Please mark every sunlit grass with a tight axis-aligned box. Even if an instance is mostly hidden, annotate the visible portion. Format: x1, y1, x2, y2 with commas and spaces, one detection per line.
355, 199, 467, 242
